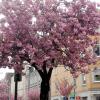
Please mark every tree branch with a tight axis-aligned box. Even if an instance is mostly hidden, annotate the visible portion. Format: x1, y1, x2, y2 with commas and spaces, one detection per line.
19, 51, 31, 63
48, 67, 53, 81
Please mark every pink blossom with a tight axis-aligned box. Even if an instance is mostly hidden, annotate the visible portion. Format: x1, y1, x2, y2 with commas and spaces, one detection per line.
28, 88, 40, 100
55, 79, 73, 97
0, 0, 99, 75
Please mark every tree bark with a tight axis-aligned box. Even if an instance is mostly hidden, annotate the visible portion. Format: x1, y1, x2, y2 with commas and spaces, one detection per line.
32, 63, 53, 100
21, 53, 54, 100
40, 81, 49, 100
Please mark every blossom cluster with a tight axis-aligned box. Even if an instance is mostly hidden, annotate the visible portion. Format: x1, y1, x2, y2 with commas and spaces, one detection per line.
0, 0, 100, 75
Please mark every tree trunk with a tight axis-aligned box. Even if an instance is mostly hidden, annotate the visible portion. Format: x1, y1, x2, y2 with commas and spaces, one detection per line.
39, 69, 52, 100
40, 81, 50, 100
32, 62, 53, 100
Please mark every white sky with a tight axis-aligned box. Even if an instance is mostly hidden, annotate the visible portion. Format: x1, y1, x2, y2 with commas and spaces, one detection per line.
0, 0, 100, 80
89, 0, 100, 3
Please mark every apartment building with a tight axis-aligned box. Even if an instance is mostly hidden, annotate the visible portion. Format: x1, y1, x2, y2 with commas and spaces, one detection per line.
5, 73, 14, 100
51, 66, 73, 100
76, 64, 100, 100
51, 63, 100, 100
7, 63, 41, 100
51, 38, 100, 100
76, 44, 100, 100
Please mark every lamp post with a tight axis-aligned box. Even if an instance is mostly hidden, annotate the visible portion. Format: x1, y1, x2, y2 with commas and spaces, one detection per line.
73, 78, 76, 100
14, 78, 18, 100
14, 72, 22, 100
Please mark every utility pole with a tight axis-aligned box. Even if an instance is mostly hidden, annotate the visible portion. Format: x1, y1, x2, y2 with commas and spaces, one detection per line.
73, 78, 76, 100
14, 79, 18, 100
14, 72, 22, 100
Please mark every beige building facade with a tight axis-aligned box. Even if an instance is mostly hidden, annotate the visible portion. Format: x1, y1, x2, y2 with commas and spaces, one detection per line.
51, 61, 100, 100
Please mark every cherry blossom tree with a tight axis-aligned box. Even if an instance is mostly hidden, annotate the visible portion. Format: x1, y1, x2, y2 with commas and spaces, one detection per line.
0, 0, 100, 100
55, 79, 73, 100
10, 95, 22, 100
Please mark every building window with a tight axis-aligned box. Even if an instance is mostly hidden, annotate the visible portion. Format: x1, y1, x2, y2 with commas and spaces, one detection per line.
94, 44, 100, 57
94, 75, 100, 81
93, 68, 100, 82
82, 74, 86, 85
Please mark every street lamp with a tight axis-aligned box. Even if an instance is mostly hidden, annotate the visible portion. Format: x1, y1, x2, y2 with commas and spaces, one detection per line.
73, 78, 76, 100
14, 72, 22, 100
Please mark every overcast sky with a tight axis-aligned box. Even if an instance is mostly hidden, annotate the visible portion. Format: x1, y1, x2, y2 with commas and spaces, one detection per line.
0, 0, 100, 80
91, 0, 100, 3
